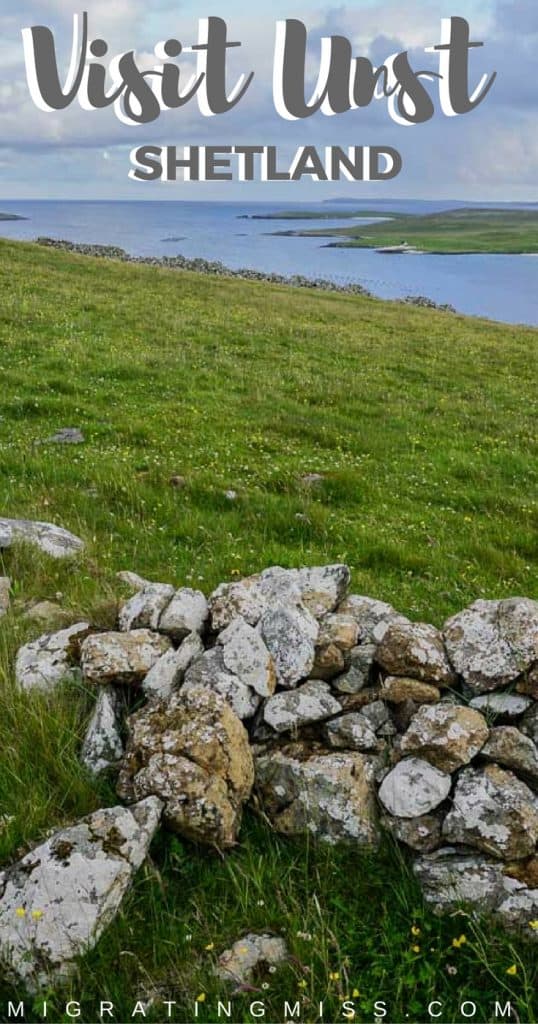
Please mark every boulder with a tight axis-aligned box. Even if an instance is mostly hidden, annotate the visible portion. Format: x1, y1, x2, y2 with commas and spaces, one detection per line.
336, 595, 407, 643
375, 620, 455, 685
413, 848, 512, 913
15, 622, 90, 693
480, 727, 538, 787
0, 798, 162, 990
379, 677, 440, 705
381, 812, 442, 853
331, 643, 376, 694
443, 598, 538, 693
256, 749, 379, 846
81, 630, 170, 687
0, 517, 84, 559
399, 703, 489, 773
216, 933, 288, 984
324, 712, 379, 752
469, 692, 532, 719
442, 764, 538, 860
264, 680, 341, 733
378, 758, 451, 818
218, 617, 276, 696
118, 687, 254, 847
80, 687, 124, 776
0, 577, 10, 618
158, 587, 209, 640
142, 632, 203, 701
260, 603, 318, 689
118, 583, 175, 631
183, 646, 261, 720
209, 575, 265, 631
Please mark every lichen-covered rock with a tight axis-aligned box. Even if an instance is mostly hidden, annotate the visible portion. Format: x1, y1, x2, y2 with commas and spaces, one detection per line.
0, 577, 10, 618
317, 614, 358, 650
293, 565, 351, 618
118, 583, 175, 631
494, 889, 538, 939
480, 727, 538, 787
442, 764, 538, 860
376, 621, 455, 685
0, 517, 84, 560
218, 617, 275, 696
80, 687, 124, 776
381, 812, 442, 853
336, 595, 407, 643
255, 750, 379, 846
443, 597, 538, 694
399, 703, 489, 773
142, 632, 203, 701
360, 699, 391, 733
216, 933, 288, 984
413, 848, 512, 913
521, 703, 538, 746
158, 587, 209, 640
378, 758, 451, 818
81, 630, 170, 687
469, 692, 532, 719
380, 677, 440, 705
183, 646, 261, 719
504, 856, 538, 888
517, 664, 538, 699
331, 644, 376, 694
15, 622, 90, 693
118, 686, 254, 847
311, 643, 345, 680
260, 603, 318, 689
0, 798, 162, 990
264, 681, 341, 733
209, 575, 265, 631
324, 712, 378, 752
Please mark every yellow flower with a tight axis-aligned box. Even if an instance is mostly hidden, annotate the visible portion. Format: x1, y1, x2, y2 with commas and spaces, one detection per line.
529, 920, 538, 931
506, 965, 517, 976
329, 971, 340, 982
196, 993, 206, 1003
452, 934, 467, 949
411, 925, 421, 937
352, 988, 360, 998
411, 945, 421, 954
15, 908, 26, 918
298, 979, 307, 990
205, 942, 214, 951
31, 910, 43, 920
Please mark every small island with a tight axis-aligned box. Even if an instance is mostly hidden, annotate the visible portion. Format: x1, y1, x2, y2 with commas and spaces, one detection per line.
0, 212, 27, 221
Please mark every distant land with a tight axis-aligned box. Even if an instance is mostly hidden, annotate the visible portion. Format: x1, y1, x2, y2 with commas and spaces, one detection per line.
0, 212, 27, 221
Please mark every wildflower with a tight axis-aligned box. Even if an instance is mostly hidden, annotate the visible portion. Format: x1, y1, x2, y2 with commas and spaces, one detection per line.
257, 899, 265, 907
205, 942, 214, 951
352, 988, 360, 998
196, 993, 206, 1003
529, 920, 538, 931
411, 945, 421, 954
15, 908, 26, 918
298, 979, 307, 990
506, 965, 518, 976
262, 983, 270, 991
31, 910, 43, 920
185, 933, 192, 942
268, 966, 277, 974
329, 972, 340, 982
446, 965, 457, 976
452, 934, 467, 949
411, 925, 421, 937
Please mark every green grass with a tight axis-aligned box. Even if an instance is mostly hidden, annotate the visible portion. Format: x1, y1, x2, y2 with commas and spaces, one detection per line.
0, 238, 537, 1021
272, 207, 538, 254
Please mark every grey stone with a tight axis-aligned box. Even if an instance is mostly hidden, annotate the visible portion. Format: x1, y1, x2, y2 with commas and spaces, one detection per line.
0, 518, 84, 559
183, 646, 261, 720
80, 687, 124, 776
480, 727, 538, 786
442, 764, 538, 860
15, 622, 89, 693
376, 620, 455, 685
399, 703, 489, 773
324, 712, 378, 751
142, 633, 203, 701
260, 603, 318, 689
495, 889, 538, 939
469, 692, 532, 719
337, 594, 407, 643
45, 428, 85, 445
81, 630, 170, 687
216, 933, 288, 984
118, 583, 175, 631
521, 703, 538, 746
264, 680, 341, 733
331, 644, 376, 694
218, 617, 276, 696
158, 587, 209, 640
381, 812, 442, 853
361, 699, 391, 732
413, 848, 511, 913
444, 598, 538, 693
209, 575, 265, 631
378, 757, 451, 818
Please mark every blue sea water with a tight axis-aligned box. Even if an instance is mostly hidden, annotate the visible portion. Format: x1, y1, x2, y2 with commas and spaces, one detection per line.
0, 198, 536, 326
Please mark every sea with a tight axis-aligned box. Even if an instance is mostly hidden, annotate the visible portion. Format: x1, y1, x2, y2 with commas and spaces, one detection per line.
0, 198, 537, 327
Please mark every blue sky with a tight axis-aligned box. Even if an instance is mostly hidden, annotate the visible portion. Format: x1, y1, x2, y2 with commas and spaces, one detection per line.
0, 0, 536, 201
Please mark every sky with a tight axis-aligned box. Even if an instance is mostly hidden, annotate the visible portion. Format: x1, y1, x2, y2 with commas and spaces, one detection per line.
0, 0, 536, 201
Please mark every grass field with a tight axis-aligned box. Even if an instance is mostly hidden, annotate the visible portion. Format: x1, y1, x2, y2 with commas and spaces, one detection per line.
270, 208, 538, 254
0, 238, 537, 1022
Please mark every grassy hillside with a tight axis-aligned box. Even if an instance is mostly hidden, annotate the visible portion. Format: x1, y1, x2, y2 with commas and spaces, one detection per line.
272, 208, 538, 253
0, 238, 537, 1021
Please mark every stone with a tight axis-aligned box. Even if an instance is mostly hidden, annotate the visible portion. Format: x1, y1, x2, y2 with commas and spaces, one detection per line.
378, 758, 451, 818
22, 600, 70, 630
381, 812, 442, 853
118, 686, 254, 848
317, 614, 359, 650
264, 681, 341, 733
216, 933, 288, 984
336, 595, 406, 643
399, 703, 489, 773
469, 692, 532, 719
517, 664, 538, 699
361, 699, 391, 732
183, 647, 261, 720
45, 427, 85, 445
142, 633, 203, 701
495, 889, 538, 939
504, 857, 538, 889
442, 764, 538, 860
116, 571, 152, 591
209, 576, 265, 631
256, 750, 379, 846
0, 518, 84, 559
443, 597, 538, 693
480, 727, 538, 786
294, 564, 351, 618
218, 617, 276, 697
81, 630, 170, 687
324, 712, 378, 752
380, 677, 440, 705
300, 473, 325, 488
158, 587, 209, 640
15, 622, 90, 693
331, 644, 376, 694
118, 583, 175, 631
0, 798, 162, 991
520, 703, 538, 746
0, 577, 10, 617
260, 603, 318, 689
376, 620, 455, 685
169, 475, 186, 489
80, 687, 124, 776
413, 848, 510, 913
311, 643, 345, 680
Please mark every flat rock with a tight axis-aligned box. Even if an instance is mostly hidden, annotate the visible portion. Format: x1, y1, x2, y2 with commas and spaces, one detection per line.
413, 848, 511, 913
260, 603, 318, 689
376, 620, 455, 685
381, 812, 442, 853
142, 633, 203, 701
15, 622, 90, 693
80, 687, 124, 776
378, 757, 451, 818
264, 680, 341, 733
0, 518, 84, 559
324, 712, 378, 751
118, 686, 254, 847
183, 646, 261, 719
256, 750, 379, 846
0, 798, 162, 991
118, 583, 175, 631
332, 645, 376, 694
442, 764, 538, 860
399, 703, 489, 773
380, 677, 440, 705
336, 595, 406, 643
469, 692, 532, 719
158, 587, 209, 640
45, 428, 85, 445
218, 617, 276, 696
0, 577, 10, 618
81, 630, 170, 687
480, 727, 538, 786
216, 933, 288, 984
495, 889, 538, 939
443, 597, 538, 693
